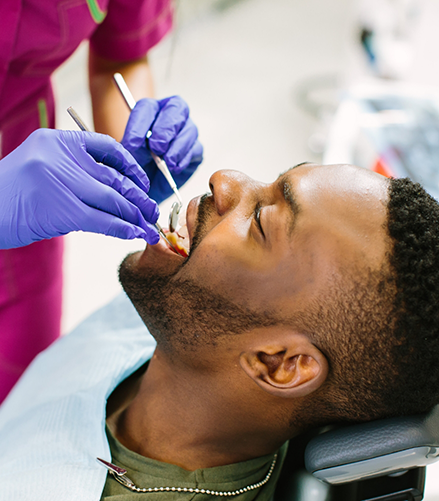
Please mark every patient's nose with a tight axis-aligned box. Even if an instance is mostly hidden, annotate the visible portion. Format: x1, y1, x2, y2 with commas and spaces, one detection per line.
209, 170, 250, 216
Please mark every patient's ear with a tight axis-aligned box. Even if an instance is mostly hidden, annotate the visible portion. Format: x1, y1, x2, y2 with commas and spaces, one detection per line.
239, 333, 328, 398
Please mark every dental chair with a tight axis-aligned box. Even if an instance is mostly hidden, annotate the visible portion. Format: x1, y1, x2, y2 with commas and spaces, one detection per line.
274, 406, 439, 501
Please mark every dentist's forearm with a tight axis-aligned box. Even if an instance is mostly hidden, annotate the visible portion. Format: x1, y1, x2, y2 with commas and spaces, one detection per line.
88, 47, 154, 141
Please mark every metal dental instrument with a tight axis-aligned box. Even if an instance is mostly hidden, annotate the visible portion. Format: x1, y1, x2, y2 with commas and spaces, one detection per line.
113, 72, 183, 233
153, 222, 179, 252
66, 106, 178, 253
67, 107, 90, 131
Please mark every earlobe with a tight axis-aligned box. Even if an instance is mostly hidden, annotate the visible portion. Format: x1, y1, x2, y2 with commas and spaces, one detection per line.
239, 342, 328, 398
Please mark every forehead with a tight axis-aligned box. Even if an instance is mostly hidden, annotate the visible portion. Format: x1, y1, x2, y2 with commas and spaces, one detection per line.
278, 163, 389, 202
279, 162, 390, 265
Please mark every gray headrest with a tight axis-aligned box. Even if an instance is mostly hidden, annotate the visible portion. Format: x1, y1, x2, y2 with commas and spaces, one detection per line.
305, 405, 439, 484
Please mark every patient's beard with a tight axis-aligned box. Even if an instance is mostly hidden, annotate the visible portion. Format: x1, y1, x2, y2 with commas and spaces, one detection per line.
119, 261, 279, 353
118, 197, 278, 353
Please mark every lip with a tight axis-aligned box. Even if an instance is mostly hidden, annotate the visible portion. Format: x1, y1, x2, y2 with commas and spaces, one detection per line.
151, 235, 180, 256
155, 235, 183, 258
186, 195, 202, 248
136, 231, 184, 271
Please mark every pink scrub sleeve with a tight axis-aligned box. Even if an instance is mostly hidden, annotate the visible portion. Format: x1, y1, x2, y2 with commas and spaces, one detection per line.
0, 238, 63, 404
0, 0, 173, 405
90, 0, 173, 61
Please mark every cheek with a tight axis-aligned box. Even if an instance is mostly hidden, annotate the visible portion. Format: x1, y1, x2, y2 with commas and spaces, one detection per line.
179, 237, 319, 311
187, 217, 264, 276
182, 240, 258, 293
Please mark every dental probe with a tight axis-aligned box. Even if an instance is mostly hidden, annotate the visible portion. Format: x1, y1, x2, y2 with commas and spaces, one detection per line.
113, 73, 183, 232
66, 106, 178, 253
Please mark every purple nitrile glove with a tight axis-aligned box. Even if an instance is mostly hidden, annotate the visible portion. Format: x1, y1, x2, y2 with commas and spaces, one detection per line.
0, 128, 160, 249
121, 96, 203, 205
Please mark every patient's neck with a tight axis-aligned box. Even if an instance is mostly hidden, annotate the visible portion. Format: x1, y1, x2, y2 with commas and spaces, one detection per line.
107, 347, 293, 471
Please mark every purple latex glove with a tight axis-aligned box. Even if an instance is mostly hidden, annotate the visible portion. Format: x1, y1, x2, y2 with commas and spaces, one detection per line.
121, 96, 203, 204
0, 128, 160, 249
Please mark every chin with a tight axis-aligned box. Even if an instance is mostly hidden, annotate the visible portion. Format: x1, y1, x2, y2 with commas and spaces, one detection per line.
118, 210, 192, 320
118, 244, 185, 350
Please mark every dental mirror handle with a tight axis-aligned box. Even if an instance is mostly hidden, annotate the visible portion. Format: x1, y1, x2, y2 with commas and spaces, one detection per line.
148, 147, 182, 206
113, 73, 183, 207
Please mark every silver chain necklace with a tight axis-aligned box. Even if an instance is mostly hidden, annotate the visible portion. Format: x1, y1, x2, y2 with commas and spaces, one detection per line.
97, 453, 277, 497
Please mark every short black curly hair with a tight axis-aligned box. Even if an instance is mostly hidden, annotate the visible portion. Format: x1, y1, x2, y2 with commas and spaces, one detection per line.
300, 177, 439, 425
385, 178, 439, 413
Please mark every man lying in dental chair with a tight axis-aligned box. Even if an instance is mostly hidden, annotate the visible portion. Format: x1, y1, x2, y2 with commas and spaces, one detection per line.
1, 129, 439, 499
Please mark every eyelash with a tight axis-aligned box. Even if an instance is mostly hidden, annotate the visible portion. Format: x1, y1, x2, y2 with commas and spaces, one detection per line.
254, 202, 264, 236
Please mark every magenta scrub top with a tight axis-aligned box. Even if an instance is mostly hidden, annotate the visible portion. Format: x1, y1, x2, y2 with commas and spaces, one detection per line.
0, 0, 173, 404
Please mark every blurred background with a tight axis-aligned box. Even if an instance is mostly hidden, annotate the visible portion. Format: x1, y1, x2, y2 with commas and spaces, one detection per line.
53, 0, 439, 496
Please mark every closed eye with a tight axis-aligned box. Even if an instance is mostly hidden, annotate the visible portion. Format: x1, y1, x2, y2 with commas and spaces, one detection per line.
254, 202, 265, 237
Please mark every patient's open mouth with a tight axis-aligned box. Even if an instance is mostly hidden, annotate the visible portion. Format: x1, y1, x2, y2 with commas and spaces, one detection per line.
164, 213, 189, 257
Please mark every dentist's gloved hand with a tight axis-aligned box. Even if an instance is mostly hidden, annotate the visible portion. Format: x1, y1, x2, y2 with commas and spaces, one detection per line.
121, 96, 203, 204
0, 128, 160, 249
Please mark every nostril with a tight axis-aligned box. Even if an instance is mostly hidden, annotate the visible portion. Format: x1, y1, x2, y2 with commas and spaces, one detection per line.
209, 182, 214, 195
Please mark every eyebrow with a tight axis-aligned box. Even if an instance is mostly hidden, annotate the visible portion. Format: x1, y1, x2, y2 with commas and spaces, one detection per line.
291, 161, 311, 169
276, 176, 301, 236
275, 161, 311, 183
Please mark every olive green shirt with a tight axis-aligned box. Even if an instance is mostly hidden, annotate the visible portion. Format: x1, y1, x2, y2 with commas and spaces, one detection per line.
101, 425, 288, 500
